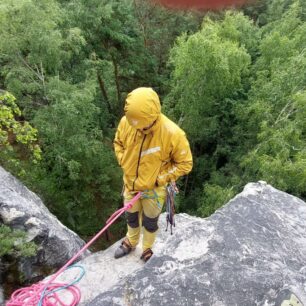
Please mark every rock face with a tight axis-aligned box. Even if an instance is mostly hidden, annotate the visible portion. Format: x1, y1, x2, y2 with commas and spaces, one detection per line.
55, 181, 306, 306
0, 286, 3, 306
0, 166, 89, 284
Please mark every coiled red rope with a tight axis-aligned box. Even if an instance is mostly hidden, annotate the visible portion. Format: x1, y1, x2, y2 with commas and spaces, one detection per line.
6, 192, 141, 306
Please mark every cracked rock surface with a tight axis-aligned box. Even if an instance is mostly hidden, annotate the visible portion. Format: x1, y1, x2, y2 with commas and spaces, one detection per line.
2, 166, 306, 306
0, 166, 88, 286
57, 181, 306, 306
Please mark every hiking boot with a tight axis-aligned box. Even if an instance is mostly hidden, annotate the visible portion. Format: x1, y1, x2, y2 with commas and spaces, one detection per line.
140, 248, 153, 262
114, 238, 133, 259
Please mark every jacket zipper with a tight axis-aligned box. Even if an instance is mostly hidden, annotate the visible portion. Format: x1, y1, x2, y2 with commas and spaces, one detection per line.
132, 134, 147, 191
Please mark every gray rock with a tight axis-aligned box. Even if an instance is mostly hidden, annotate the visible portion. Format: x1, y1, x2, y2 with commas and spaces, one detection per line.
55, 181, 306, 306
0, 286, 3, 306
0, 166, 89, 283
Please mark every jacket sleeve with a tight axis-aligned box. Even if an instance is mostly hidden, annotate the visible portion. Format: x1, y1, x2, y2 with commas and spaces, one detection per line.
156, 131, 193, 186
113, 117, 125, 166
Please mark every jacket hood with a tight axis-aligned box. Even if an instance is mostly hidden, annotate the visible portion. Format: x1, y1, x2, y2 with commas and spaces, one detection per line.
124, 87, 161, 130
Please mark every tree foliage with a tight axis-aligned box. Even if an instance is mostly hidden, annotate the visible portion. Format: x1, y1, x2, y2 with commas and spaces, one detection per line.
0, 225, 37, 257
0, 0, 202, 241
31, 80, 122, 234
239, 0, 306, 197
165, 11, 257, 211
1, 0, 306, 250
0, 91, 41, 172
166, 0, 306, 214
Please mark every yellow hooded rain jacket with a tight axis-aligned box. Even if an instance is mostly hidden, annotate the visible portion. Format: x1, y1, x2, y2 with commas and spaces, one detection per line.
114, 87, 193, 192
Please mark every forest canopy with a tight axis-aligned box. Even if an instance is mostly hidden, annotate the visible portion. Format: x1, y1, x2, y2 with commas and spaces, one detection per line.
1, 0, 306, 243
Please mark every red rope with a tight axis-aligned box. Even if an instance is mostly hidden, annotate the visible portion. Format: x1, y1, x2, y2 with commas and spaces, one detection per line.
6, 192, 141, 306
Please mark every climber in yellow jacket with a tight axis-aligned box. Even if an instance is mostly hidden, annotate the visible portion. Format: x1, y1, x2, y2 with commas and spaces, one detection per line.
113, 87, 193, 262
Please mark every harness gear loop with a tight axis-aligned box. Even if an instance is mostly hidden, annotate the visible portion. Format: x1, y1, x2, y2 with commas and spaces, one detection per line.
166, 182, 179, 235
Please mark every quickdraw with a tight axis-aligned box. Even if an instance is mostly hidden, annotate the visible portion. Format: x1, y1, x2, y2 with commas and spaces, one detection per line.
166, 182, 179, 235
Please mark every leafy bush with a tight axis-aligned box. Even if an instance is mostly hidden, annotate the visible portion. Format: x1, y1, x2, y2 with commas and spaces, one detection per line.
0, 225, 37, 257
0, 91, 41, 173
197, 184, 235, 217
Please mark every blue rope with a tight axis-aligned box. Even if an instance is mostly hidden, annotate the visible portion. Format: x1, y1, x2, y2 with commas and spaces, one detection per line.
141, 190, 163, 209
38, 264, 85, 306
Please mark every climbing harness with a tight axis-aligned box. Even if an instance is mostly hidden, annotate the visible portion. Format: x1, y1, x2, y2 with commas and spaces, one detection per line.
166, 182, 179, 235
6, 192, 141, 306
141, 189, 163, 210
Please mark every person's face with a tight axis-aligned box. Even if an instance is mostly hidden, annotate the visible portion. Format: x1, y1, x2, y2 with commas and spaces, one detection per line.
138, 120, 156, 132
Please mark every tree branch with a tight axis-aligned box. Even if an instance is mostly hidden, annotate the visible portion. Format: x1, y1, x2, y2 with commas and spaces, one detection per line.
97, 71, 112, 114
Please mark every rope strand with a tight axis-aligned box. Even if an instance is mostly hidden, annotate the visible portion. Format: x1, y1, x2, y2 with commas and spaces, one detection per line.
6, 192, 141, 306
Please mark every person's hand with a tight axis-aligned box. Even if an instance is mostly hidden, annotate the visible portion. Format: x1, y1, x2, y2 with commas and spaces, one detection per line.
169, 181, 179, 193
156, 175, 166, 187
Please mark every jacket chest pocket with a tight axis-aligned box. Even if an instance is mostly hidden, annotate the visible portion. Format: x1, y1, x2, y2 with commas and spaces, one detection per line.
141, 146, 161, 158
140, 146, 162, 167
139, 146, 162, 183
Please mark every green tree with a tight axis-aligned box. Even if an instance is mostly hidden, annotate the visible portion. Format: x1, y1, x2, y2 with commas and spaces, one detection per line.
165, 12, 257, 212
0, 0, 64, 117
197, 184, 235, 217
27, 80, 122, 235
0, 91, 41, 172
0, 0, 203, 241
166, 2, 306, 216
131, 0, 202, 94
0, 91, 39, 273
0, 225, 37, 257
239, 1, 306, 197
